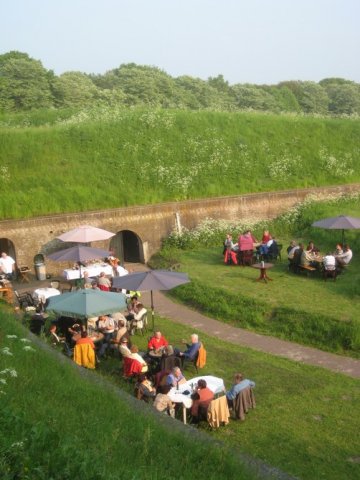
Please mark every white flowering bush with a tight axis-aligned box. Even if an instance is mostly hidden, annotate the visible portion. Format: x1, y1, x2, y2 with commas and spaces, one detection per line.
319, 147, 355, 178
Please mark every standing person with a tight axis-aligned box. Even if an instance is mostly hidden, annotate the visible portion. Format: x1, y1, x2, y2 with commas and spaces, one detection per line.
0, 252, 16, 280
226, 373, 255, 408
97, 315, 115, 357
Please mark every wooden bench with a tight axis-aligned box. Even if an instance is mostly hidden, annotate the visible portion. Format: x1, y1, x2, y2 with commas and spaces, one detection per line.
299, 265, 317, 276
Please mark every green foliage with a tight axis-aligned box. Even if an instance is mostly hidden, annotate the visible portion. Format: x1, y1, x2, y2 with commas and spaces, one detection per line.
52, 71, 100, 108
0, 51, 53, 111
1, 51, 360, 116
0, 108, 359, 219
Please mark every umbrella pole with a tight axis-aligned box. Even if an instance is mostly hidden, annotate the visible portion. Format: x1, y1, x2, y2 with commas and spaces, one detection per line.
151, 290, 154, 331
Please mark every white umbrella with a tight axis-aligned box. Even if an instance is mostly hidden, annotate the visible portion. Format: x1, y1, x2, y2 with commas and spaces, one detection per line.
57, 225, 115, 243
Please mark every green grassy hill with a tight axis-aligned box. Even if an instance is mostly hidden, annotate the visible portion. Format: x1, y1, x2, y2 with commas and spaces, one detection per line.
0, 107, 359, 219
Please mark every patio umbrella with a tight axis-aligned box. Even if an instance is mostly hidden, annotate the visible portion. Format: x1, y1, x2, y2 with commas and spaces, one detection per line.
112, 270, 190, 329
312, 215, 360, 245
57, 225, 115, 243
47, 245, 111, 280
47, 289, 127, 319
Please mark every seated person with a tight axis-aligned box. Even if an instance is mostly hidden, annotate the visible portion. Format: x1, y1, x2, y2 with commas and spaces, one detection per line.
91, 281, 100, 290
160, 345, 181, 371
266, 237, 279, 259
238, 230, 255, 252
259, 230, 272, 254
223, 234, 238, 264
112, 319, 128, 342
300, 247, 317, 267
166, 366, 186, 388
177, 333, 201, 360
76, 329, 95, 349
323, 252, 336, 271
97, 272, 111, 291
148, 331, 169, 353
49, 324, 72, 355
119, 337, 131, 357
136, 373, 156, 399
334, 243, 343, 255
335, 244, 353, 268
190, 379, 214, 423
226, 373, 255, 408
287, 240, 299, 259
306, 241, 319, 254
68, 322, 82, 344
126, 295, 140, 321
153, 384, 175, 417
129, 303, 147, 334
129, 345, 148, 373
29, 307, 46, 335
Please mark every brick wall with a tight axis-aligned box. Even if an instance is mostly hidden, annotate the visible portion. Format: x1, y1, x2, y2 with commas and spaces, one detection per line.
1, 183, 358, 275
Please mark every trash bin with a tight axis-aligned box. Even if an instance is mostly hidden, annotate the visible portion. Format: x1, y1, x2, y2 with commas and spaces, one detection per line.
33, 254, 46, 281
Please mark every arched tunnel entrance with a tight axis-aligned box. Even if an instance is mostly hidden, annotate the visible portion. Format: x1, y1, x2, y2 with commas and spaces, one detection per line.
110, 230, 143, 264
0, 238, 16, 262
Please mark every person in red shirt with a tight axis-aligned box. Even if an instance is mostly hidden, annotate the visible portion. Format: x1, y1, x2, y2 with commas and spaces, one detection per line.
148, 331, 169, 353
190, 379, 214, 423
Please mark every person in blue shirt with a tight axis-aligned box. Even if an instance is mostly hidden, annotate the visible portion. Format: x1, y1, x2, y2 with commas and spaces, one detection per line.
226, 373, 255, 408
179, 333, 201, 360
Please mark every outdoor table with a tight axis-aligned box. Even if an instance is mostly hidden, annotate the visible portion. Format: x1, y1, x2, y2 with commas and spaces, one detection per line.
169, 375, 225, 424
33, 287, 61, 304
252, 262, 274, 282
63, 264, 113, 280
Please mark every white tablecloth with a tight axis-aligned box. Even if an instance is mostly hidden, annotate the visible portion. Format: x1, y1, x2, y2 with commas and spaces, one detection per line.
63, 264, 113, 280
169, 376, 225, 410
33, 288, 61, 303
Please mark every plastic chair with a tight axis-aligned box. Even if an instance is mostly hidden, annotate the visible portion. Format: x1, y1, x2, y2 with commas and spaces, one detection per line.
14, 290, 35, 309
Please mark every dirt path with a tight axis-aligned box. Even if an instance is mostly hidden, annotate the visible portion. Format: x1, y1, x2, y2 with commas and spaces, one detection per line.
140, 289, 360, 379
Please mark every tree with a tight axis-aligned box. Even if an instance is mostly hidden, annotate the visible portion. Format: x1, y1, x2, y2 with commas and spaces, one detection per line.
279, 81, 329, 114
0, 51, 53, 111
319, 78, 360, 115
232, 84, 278, 111
52, 71, 99, 108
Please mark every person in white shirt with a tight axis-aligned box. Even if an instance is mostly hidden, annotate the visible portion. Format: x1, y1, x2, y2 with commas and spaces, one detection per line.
0, 252, 15, 280
97, 315, 115, 357
323, 253, 336, 271
336, 244, 353, 268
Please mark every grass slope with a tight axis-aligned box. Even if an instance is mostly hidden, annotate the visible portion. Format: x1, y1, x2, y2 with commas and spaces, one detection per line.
0, 311, 257, 480
0, 108, 359, 219
2, 309, 360, 480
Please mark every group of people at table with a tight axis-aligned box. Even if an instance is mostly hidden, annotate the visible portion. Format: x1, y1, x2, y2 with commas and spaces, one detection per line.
49, 307, 255, 424
287, 240, 353, 274
223, 230, 279, 265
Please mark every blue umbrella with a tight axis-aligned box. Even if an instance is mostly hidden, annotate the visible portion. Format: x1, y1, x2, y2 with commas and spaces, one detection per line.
47, 289, 127, 319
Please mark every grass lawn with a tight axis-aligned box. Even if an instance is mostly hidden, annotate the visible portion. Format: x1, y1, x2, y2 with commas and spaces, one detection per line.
178, 247, 360, 321
96, 315, 360, 480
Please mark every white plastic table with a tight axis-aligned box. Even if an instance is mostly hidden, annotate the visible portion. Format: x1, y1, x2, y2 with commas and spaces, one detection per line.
168, 375, 225, 424
33, 287, 61, 304
63, 264, 113, 280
